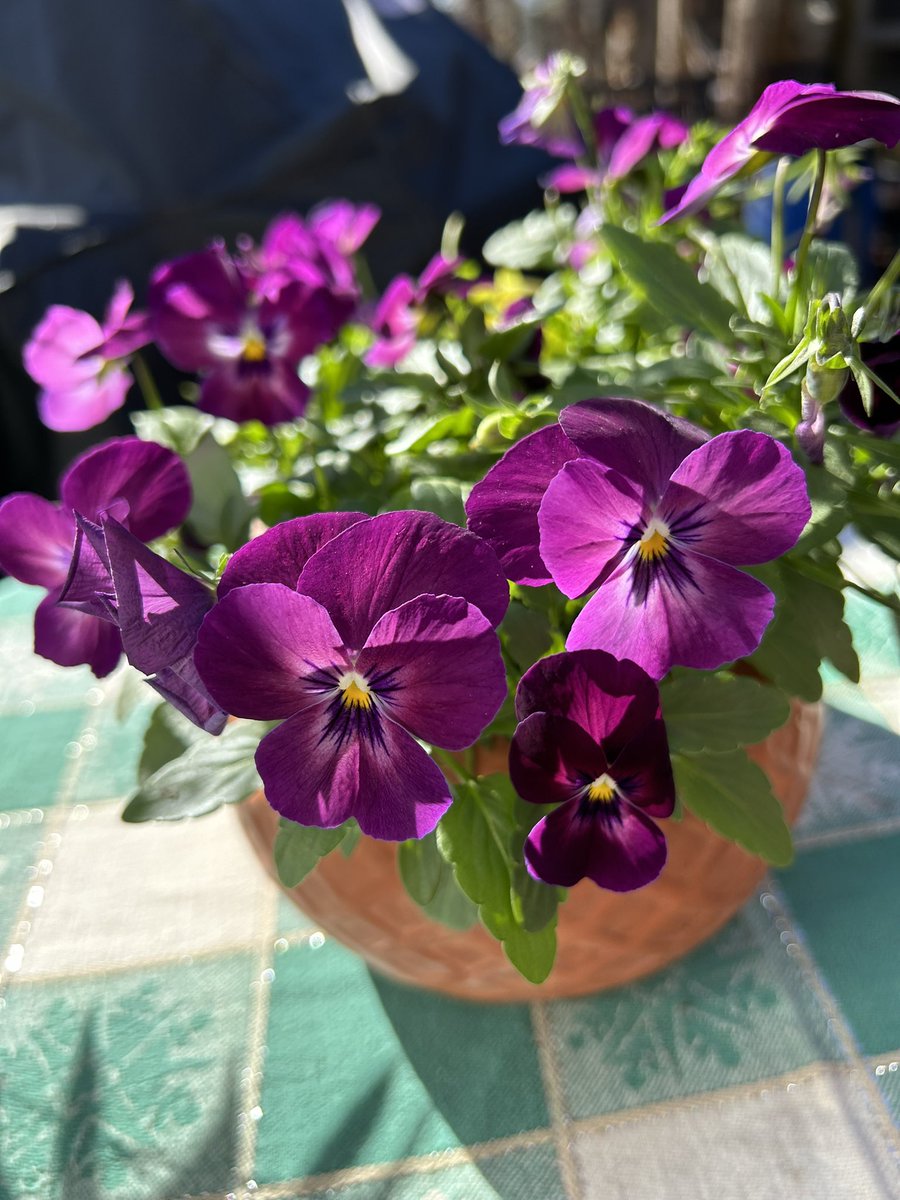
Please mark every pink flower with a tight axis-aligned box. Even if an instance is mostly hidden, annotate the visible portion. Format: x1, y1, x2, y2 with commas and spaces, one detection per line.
24, 282, 149, 432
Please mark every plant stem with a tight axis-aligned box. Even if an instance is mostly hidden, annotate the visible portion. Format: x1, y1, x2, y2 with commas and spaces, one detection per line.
132, 353, 163, 410
786, 149, 828, 335
770, 156, 790, 300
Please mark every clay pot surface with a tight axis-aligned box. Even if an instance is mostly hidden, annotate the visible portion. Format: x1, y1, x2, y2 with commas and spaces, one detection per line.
238, 699, 823, 1002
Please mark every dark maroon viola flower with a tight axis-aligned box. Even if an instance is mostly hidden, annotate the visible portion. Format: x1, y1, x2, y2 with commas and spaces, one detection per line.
149, 244, 331, 425
468, 398, 811, 678
0, 437, 191, 677
510, 650, 675, 890
24, 281, 150, 432
194, 511, 509, 839
839, 335, 900, 438
662, 80, 900, 223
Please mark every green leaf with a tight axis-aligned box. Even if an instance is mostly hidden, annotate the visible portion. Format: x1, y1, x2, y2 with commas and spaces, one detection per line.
182, 433, 251, 549
500, 600, 552, 673
274, 819, 349, 887
483, 207, 576, 269
703, 233, 774, 323
601, 225, 738, 341
137, 703, 208, 784
399, 833, 478, 929
749, 558, 859, 698
398, 833, 445, 904
661, 673, 790, 754
807, 241, 859, 303
132, 405, 214, 455
385, 409, 476, 456
385, 477, 471, 526
436, 775, 558, 983
122, 720, 267, 822
793, 461, 848, 553
673, 749, 794, 865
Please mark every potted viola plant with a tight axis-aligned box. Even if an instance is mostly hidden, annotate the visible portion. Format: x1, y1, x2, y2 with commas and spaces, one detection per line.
1, 60, 898, 1000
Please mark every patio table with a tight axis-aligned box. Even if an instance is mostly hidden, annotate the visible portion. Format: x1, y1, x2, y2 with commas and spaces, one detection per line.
0, 564, 898, 1200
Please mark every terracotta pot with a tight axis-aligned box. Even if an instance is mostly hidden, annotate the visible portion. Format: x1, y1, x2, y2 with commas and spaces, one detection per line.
237, 698, 823, 1002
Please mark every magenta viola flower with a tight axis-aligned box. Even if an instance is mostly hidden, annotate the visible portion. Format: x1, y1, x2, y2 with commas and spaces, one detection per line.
65, 516, 226, 732
24, 281, 150, 432
839, 334, 900, 438
545, 108, 689, 192
468, 399, 811, 678
662, 80, 900, 223
365, 254, 464, 368
149, 243, 335, 426
0, 438, 191, 677
252, 203, 376, 310
194, 510, 509, 839
511, 650, 675, 890
499, 52, 586, 159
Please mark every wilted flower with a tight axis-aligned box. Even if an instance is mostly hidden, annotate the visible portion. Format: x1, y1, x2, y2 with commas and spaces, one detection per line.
511, 650, 675, 890
468, 398, 810, 678
0, 438, 191, 676
24, 281, 150, 432
662, 80, 900, 223
499, 52, 587, 159
194, 511, 509, 839
65, 516, 226, 732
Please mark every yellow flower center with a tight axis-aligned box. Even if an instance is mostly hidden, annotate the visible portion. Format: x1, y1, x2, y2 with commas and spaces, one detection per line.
586, 773, 617, 803
242, 332, 267, 362
637, 518, 670, 561
339, 671, 373, 710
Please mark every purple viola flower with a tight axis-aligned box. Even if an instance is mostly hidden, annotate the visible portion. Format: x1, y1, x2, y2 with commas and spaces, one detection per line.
194, 510, 509, 839
24, 281, 150, 432
0, 437, 191, 677
839, 334, 900, 438
499, 52, 586, 159
64, 515, 226, 732
468, 399, 811, 678
511, 650, 675, 890
149, 243, 334, 426
662, 80, 900, 223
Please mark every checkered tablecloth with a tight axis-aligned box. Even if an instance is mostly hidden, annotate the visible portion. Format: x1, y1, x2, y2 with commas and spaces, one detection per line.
0, 561, 898, 1200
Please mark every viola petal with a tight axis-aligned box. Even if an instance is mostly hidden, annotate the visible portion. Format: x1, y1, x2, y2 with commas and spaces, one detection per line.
356, 593, 507, 750
102, 517, 214, 675
194, 583, 347, 720
566, 549, 776, 678
60, 437, 191, 541
525, 798, 667, 890
256, 707, 452, 839
37, 367, 132, 433
515, 649, 661, 754
559, 398, 706, 503
0, 494, 73, 588
34, 588, 122, 677
218, 512, 369, 597
465, 423, 578, 586
538, 457, 644, 598
661, 430, 811, 564
23, 305, 104, 391
198, 359, 310, 426
510, 712, 608, 806
607, 718, 675, 819
297, 510, 509, 649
